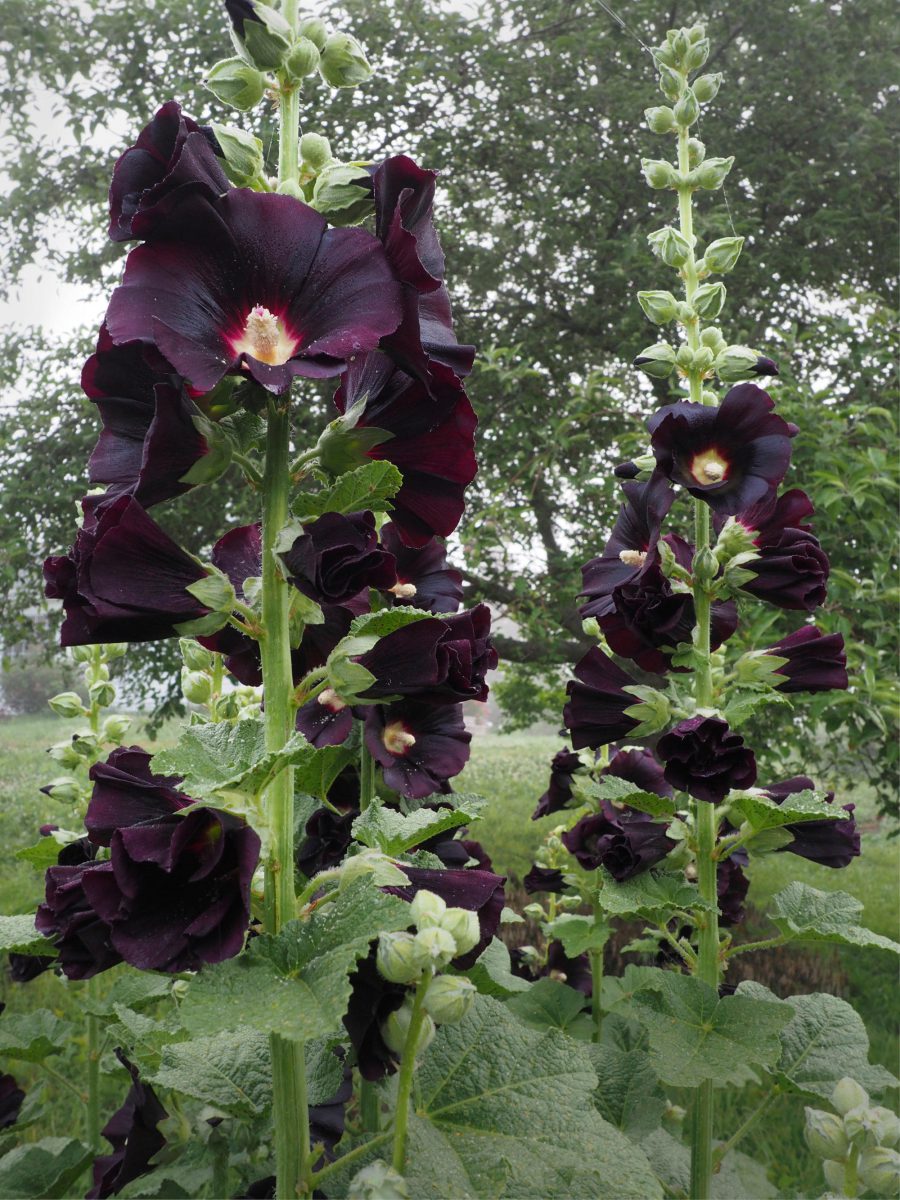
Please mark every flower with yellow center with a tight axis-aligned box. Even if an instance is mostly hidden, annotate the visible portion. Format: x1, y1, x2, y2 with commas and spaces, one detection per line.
382, 720, 417, 756
231, 305, 299, 367
689, 448, 729, 485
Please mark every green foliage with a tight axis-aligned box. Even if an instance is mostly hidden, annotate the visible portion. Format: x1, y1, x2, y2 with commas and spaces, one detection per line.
0, 914, 54, 956
291, 461, 402, 522
0, 1010, 72, 1063
589, 1044, 667, 1140
151, 1029, 272, 1118
769, 881, 900, 953
595, 869, 711, 921
579, 773, 678, 819
731, 788, 848, 832
351, 794, 485, 856
0, 1138, 92, 1199
460, 937, 530, 999
505, 977, 590, 1035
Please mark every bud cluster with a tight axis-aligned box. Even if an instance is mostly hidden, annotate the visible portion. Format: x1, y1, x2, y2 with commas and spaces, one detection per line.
179, 638, 260, 722
804, 1078, 900, 1198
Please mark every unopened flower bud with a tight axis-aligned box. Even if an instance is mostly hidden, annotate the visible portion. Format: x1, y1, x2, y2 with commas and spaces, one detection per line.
69, 645, 95, 664
102, 714, 132, 742
675, 345, 694, 369
614, 451, 656, 479
648, 225, 691, 268
693, 72, 723, 103
422, 976, 476, 1025
686, 23, 706, 43
43, 776, 82, 803
48, 740, 82, 769
382, 1001, 436, 1057
103, 643, 127, 660
231, 2, 293, 72
692, 346, 715, 373
645, 106, 676, 134
700, 326, 726, 352
210, 122, 266, 187
695, 156, 735, 190
186, 570, 237, 614
844, 1103, 894, 1149
714, 344, 777, 383
300, 132, 333, 170
832, 1077, 870, 1116
637, 290, 679, 325
181, 669, 212, 706
675, 301, 695, 324
71, 732, 99, 758
312, 163, 374, 226
409, 889, 446, 929
822, 1159, 847, 1194
298, 16, 328, 50
348, 1160, 410, 1200
673, 88, 700, 128
692, 282, 727, 319
633, 342, 676, 379
180, 638, 214, 672
48, 692, 85, 719
656, 63, 683, 100
89, 680, 116, 708
277, 178, 303, 198
692, 546, 718, 585
439, 908, 480, 957
857, 1145, 900, 1194
641, 158, 679, 190
683, 38, 710, 71
669, 29, 690, 61
377, 932, 428, 984
414, 926, 457, 967
869, 1107, 900, 1148
522, 902, 545, 920
206, 57, 267, 112
285, 36, 320, 80
804, 1107, 850, 1160
702, 236, 744, 275
687, 137, 706, 167
653, 43, 678, 69
319, 32, 372, 88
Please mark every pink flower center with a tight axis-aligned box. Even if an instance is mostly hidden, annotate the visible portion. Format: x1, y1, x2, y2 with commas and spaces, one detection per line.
232, 305, 298, 366
382, 720, 416, 757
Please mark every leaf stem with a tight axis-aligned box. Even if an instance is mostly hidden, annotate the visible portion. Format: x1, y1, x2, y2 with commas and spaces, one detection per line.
391, 969, 432, 1173
712, 1087, 780, 1165
725, 934, 786, 959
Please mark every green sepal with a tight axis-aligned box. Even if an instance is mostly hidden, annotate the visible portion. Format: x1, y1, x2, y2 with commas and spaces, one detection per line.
186, 566, 236, 613
209, 122, 266, 186
622, 685, 672, 736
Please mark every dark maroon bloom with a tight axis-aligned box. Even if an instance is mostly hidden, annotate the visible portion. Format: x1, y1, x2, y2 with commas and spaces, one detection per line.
562, 805, 675, 881
356, 604, 496, 704
43, 495, 209, 646
523, 865, 566, 894
459, 839, 493, 872
421, 832, 488, 870
334, 354, 477, 546
605, 747, 673, 798
224, 0, 259, 35
374, 155, 444, 294
282, 511, 396, 605
87, 1051, 167, 1200
296, 807, 356, 879
657, 716, 757, 803
378, 523, 463, 613
763, 776, 860, 868
82, 328, 208, 512
723, 489, 830, 611
512, 942, 592, 997
308, 1064, 353, 1165
533, 747, 583, 819
87, 746, 190, 846
364, 702, 471, 798
0, 1075, 24, 1129
108, 101, 228, 242
387, 866, 506, 968
344, 951, 407, 1081
105, 189, 403, 394
36, 859, 122, 981
563, 647, 642, 750
648, 384, 796, 514
766, 626, 848, 693
579, 472, 675, 619
717, 853, 749, 925
8, 953, 55, 983
295, 689, 355, 747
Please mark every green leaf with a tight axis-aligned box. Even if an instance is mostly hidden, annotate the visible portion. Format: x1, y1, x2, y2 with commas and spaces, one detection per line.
152, 1028, 272, 1117
547, 913, 609, 957
294, 743, 358, 802
589, 1044, 666, 1140
82, 971, 173, 1016
0, 914, 55, 957
723, 687, 792, 727
737, 982, 898, 1101
506, 977, 590, 1034
731, 788, 848, 832
348, 606, 434, 639
579, 774, 677, 819
14, 838, 68, 870
641, 1129, 777, 1199
597, 869, 711, 919
178, 878, 410, 1043
459, 936, 531, 998
769, 882, 900, 952
0, 1010, 72, 1062
351, 795, 486, 857
0, 1138, 92, 1199
305, 1040, 345, 1106
291, 461, 402, 522
629, 971, 794, 1088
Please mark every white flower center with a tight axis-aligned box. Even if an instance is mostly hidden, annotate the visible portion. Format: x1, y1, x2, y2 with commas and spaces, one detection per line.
619, 549, 647, 567
389, 582, 418, 599
317, 687, 346, 713
233, 305, 298, 366
383, 720, 416, 756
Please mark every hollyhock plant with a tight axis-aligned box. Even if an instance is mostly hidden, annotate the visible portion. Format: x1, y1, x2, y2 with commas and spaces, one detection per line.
343, 952, 407, 1081
87, 1052, 168, 1200
764, 626, 849, 693
563, 646, 644, 750
532, 747, 583, 819
657, 716, 757, 803
296, 806, 357, 879
373, 155, 445, 295
386, 866, 506, 968
295, 688, 355, 746
648, 384, 796, 514
282, 510, 397, 604
764, 776, 860, 868
523, 864, 567, 894
717, 853, 750, 926
35, 839, 122, 981
86, 746, 191, 845
364, 702, 471, 798
378, 522, 463, 612
561, 805, 676, 881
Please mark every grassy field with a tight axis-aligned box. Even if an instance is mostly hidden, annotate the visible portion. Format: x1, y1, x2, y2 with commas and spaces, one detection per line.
0, 716, 897, 1196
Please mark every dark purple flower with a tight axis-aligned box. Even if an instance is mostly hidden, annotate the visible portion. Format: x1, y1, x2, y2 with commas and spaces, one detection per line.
295, 689, 355, 747
765, 626, 848, 693
717, 854, 749, 925
523, 865, 566, 894
86, 746, 190, 846
224, 0, 260, 35
562, 806, 675, 881
238, 1179, 275, 1200
511, 942, 592, 997
87, 1051, 167, 1199
0, 1075, 25, 1129
373, 155, 444, 295
386, 866, 506, 968
563, 647, 642, 750
334, 354, 477, 547
105, 189, 403, 394
648, 384, 796, 514
82, 328, 208, 512
282, 511, 396, 605
364, 702, 471, 798
355, 605, 496, 704
657, 716, 757, 803
763, 776, 860, 868
296, 806, 356, 879
108, 101, 228, 242
35, 860, 122, 981
532, 747, 583, 819
43, 495, 209, 646
378, 523, 463, 613
605, 747, 673, 798
579, 472, 675, 619
723, 489, 830, 611
343, 951, 406, 1081
8, 953, 55, 983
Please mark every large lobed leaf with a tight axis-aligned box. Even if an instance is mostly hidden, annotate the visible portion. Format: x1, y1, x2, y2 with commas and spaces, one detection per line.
769, 881, 900, 953
0, 1138, 92, 1199
352, 794, 486, 857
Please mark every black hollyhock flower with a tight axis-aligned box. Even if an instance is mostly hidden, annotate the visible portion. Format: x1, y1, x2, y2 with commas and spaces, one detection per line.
386, 866, 506, 968
648, 384, 796, 514
657, 716, 757, 803
722, 488, 830, 611
295, 689, 355, 747
86, 746, 190, 846
108, 101, 229, 242
334, 353, 477, 546
8, 952, 55, 983
282, 511, 396, 605
0, 1075, 25, 1129
296, 806, 356, 878
224, 0, 260, 35
238, 1179, 275, 1199
43, 495, 209, 646
373, 155, 444, 295
765, 627, 848, 693
563, 647, 642, 750
532, 747, 583, 819
105, 189, 402, 394
355, 605, 496, 704
763, 776, 860, 868
419, 833, 490, 870
343, 951, 406, 1081
605, 747, 673, 798
717, 853, 749, 925
309, 1063, 353, 1165
87, 1051, 167, 1199
82, 328, 208, 513
36, 853, 122, 981
523, 865, 566, 894
364, 702, 471, 799
562, 805, 675, 881
378, 523, 463, 613
579, 472, 675, 619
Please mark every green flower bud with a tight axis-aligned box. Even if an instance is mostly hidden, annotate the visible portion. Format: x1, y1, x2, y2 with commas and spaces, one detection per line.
102, 714, 132, 742
637, 290, 679, 325
347, 1160, 410, 1200
869, 1107, 900, 1148
686, 23, 706, 43
234, 4, 292, 72
300, 132, 333, 170
673, 88, 700, 128
285, 36, 320, 80
622, 685, 672, 738
804, 1107, 850, 1160
439, 907, 480, 957
71, 731, 99, 758
298, 15, 328, 49
48, 740, 82, 769
319, 32, 372, 89
857, 1145, 900, 1195
522, 902, 545, 920
69, 645, 95, 664
702, 236, 744, 275
692, 282, 727, 319
410, 889, 446, 929
414, 926, 457, 967
209, 122, 265, 187
640, 158, 678, 190
675, 301, 695, 324
692, 546, 718, 586
695, 155, 735, 190
644, 106, 676, 134
822, 1159, 846, 1194
206, 57, 267, 112
382, 1001, 436, 1057
88, 679, 116, 708
693, 72, 723, 103
657, 63, 683, 100
181, 668, 212, 706
687, 137, 706, 167
422, 976, 476, 1025
633, 342, 676, 379
277, 178, 303, 198
683, 38, 710, 72
215, 692, 242, 720
43, 776, 82, 803
647, 225, 691, 268
692, 346, 715, 372
180, 638, 215, 672
713, 516, 759, 567
311, 163, 375, 227
48, 691, 85, 719
377, 931, 428, 984
832, 1077, 870, 1116
700, 326, 726, 352
653, 43, 678, 70
670, 30, 690, 61
714, 344, 767, 383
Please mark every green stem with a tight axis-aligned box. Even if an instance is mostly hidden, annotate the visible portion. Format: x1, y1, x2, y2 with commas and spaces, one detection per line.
359, 739, 377, 811
359, 1076, 380, 1132
86, 982, 101, 1152
210, 1131, 230, 1199
712, 1088, 779, 1165
391, 970, 432, 1174
41, 1061, 86, 1104
725, 934, 786, 959
844, 1144, 860, 1198
590, 899, 607, 1044
312, 1131, 393, 1187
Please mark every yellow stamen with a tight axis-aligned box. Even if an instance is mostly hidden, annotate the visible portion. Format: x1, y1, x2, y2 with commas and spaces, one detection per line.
619, 549, 647, 567
233, 304, 298, 366
689, 448, 728, 485
383, 720, 416, 756
389, 582, 418, 599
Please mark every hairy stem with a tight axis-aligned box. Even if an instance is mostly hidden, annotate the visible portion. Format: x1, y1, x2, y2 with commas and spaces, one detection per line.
392, 970, 432, 1174
590, 897, 607, 1043
86, 983, 101, 1152
359, 1076, 381, 1132
712, 1088, 779, 1165
359, 739, 377, 811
